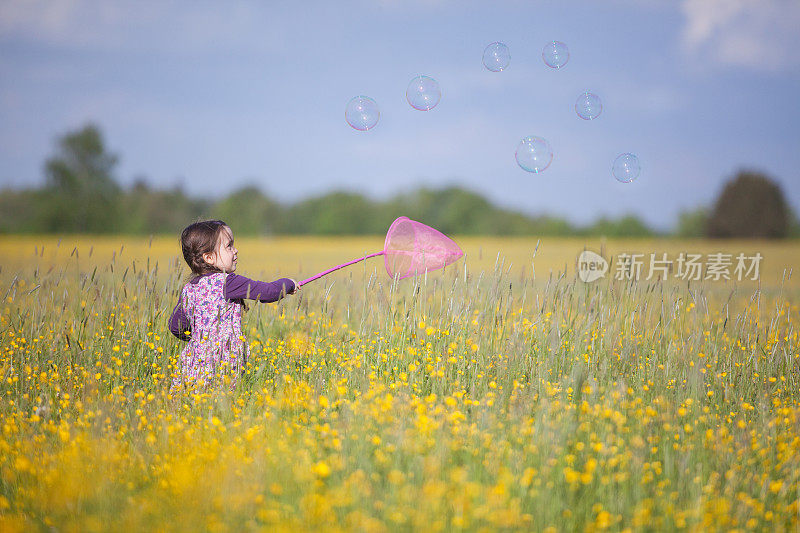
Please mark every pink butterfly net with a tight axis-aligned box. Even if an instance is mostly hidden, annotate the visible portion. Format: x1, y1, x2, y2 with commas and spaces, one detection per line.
298, 216, 464, 287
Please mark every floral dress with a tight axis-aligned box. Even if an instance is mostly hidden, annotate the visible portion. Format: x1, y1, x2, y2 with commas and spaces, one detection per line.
173, 273, 248, 388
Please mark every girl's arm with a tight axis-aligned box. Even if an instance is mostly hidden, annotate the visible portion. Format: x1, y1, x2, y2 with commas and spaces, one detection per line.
168, 303, 192, 341
224, 274, 296, 303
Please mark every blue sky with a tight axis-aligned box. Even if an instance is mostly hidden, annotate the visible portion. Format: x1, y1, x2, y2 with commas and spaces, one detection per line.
1, 0, 799, 229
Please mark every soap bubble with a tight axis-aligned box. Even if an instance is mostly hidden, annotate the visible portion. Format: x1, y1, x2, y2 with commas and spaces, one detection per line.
612, 153, 640, 183
483, 42, 510, 72
575, 92, 602, 120
542, 41, 569, 69
345, 96, 379, 131
515, 136, 553, 173
407, 76, 441, 111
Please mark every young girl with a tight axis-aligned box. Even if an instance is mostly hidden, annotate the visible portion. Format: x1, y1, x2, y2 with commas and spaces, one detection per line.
168, 220, 297, 388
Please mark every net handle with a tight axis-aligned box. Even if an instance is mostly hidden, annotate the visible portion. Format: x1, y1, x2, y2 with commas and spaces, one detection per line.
297, 251, 385, 287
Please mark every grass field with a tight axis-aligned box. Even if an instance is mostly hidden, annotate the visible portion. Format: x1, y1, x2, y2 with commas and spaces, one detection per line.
1, 235, 798, 531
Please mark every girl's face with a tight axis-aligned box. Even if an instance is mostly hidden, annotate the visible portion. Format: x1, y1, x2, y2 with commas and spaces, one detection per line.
203, 226, 238, 273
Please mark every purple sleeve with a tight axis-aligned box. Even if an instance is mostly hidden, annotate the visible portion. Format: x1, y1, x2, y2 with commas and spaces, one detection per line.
224, 274, 296, 303
168, 302, 191, 341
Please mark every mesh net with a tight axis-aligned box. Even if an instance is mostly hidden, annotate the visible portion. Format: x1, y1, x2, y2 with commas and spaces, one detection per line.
383, 216, 464, 279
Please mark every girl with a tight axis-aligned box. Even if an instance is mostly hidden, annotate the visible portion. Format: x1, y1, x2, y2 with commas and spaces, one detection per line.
168, 220, 297, 388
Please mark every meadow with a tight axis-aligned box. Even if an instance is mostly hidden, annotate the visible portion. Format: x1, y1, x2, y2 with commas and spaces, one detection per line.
0, 235, 798, 531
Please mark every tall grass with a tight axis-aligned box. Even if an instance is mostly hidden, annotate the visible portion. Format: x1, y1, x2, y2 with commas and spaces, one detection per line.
0, 236, 798, 531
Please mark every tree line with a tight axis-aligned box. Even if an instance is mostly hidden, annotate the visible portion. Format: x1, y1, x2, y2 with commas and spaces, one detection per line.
1, 124, 796, 238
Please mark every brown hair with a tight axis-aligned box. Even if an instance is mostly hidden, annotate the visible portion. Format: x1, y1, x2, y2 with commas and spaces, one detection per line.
180, 220, 229, 277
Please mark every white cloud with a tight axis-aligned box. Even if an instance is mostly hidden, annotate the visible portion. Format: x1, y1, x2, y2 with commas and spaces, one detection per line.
680, 0, 800, 71
0, 1, 148, 47
0, 0, 287, 54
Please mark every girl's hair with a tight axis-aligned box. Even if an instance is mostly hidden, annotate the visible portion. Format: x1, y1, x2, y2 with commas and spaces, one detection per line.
180, 220, 229, 276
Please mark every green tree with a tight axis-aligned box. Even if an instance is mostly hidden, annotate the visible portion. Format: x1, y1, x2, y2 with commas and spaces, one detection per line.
388, 187, 575, 236
675, 207, 709, 238
525, 215, 575, 236
791, 215, 800, 238
42, 124, 121, 232
212, 186, 283, 235
707, 170, 790, 238
389, 187, 497, 235
0, 189, 46, 233
585, 214, 654, 238
283, 191, 381, 235
416, 187, 493, 234
123, 179, 209, 234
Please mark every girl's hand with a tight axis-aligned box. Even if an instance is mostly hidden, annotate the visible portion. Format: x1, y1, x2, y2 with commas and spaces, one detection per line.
289, 278, 300, 294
